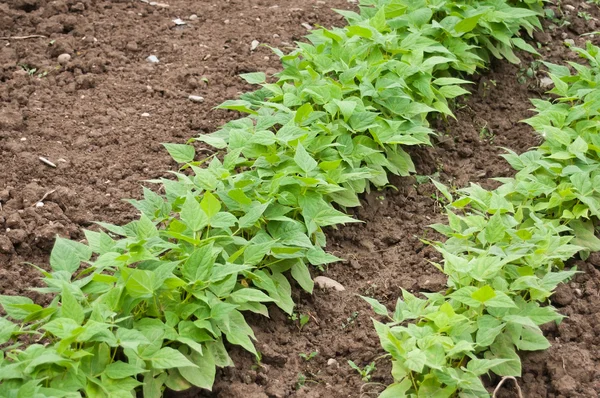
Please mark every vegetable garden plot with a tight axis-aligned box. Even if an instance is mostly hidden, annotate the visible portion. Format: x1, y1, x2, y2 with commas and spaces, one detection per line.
1, 0, 600, 397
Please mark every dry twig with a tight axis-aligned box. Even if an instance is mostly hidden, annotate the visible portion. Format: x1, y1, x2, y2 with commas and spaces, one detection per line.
0, 35, 47, 40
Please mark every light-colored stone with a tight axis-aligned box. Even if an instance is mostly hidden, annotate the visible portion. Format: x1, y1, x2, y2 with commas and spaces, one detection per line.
188, 95, 204, 103
57, 53, 71, 65
251, 40, 260, 51
539, 77, 554, 89
314, 276, 345, 291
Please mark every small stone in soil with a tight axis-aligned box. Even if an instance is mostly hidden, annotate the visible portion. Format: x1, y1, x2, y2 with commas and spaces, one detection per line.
301, 22, 313, 30
189, 14, 198, 20
57, 53, 71, 65
314, 276, 345, 291
141, 112, 150, 117
146, 55, 160, 64
188, 95, 204, 103
327, 358, 338, 367
564, 39, 575, 46
539, 76, 554, 89
251, 40, 260, 51
172, 18, 186, 25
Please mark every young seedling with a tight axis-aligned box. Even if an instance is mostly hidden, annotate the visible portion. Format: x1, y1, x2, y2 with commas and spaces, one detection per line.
299, 351, 318, 361
348, 360, 376, 382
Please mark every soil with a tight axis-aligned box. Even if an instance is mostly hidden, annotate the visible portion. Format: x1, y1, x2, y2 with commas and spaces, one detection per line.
1, 0, 600, 397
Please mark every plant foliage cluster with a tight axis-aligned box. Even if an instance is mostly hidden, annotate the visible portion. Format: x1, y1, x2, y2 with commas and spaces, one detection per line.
364, 43, 600, 397
0, 0, 570, 396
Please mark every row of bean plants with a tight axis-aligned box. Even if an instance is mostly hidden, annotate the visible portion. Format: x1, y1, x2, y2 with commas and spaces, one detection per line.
364, 42, 600, 397
0, 0, 549, 396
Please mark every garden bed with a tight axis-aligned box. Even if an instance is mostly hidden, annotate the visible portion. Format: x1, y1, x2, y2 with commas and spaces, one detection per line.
1, 0, 600, 397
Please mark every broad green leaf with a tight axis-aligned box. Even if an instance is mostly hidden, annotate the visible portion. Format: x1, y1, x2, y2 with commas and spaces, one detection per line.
50, 237, 92, 274
163, 143, 195, 164
294, 143, 318, 174
484, 212, 505, 244
61, 287, 85, 325
181, 193, 209, 232
105, 361, 148, 379
201, 192, 221, 219
291, 261, 314, 293
361, 296, 389, 317
148, 347, 198, 369
229, 288, 274, 303
182, 243, 215, 282
179, 350, 216, 390
240, 72, 266, 85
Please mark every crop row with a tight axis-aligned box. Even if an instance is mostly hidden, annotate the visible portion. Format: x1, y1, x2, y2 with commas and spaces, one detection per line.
365, 42, 600, 396
0, 0, 550, 397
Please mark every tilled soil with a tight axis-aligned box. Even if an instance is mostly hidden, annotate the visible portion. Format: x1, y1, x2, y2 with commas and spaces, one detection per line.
1, 0, 600, 397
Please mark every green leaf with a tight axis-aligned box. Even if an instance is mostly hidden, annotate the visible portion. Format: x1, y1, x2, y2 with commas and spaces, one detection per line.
229, 288, 274, 303
240, 72, 266, 85
0, 295, 35, 320
431, 179, 452, 202
0, 317, 17, 344
61, 287, 85, 325
471, 285, 496, 303
122, 268, 155, 299
361, 296, 389, 317
182, 243, 215, 282
484, 212, 505, 244
294, 103, 314, 125
405, 348, 427, 373
148, 347, 198, 369
222, 310, 257, 356
105, 361, 148, 379
179, 350, 216, 390
181, 193, 209, 232
243, 240, 273, 266
294, 143, 318, 174
291, 261, 314, 293
238, 202, 269, 228
201, 192, 221, 219
217, 100, 258, 115
50, 237, 92, 274
455, 13, 484, 33
163, 143, 195, 164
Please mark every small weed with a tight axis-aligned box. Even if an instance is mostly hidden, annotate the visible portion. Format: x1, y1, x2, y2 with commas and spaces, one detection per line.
299, 351, 318, 361
289, 312, 310, 330
342, 311, 359, 329
348, 360, 376, 382
20, 64, 37, 76
578, 11, 592, 21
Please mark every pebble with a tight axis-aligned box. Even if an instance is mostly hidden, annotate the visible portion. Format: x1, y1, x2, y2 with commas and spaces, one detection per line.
327, 358, 338, 367
564, 4, 575, 11
172, 18, 186, 25
141, 112, 150, 117
188, 95, 204, 103
251, 40, 260, 51
189, 14, 198, 20
146, 55, 160, 64
301, 22, 313, 30
35, 202, 44, 208
564, 39, 575, 46
314, 276, 345, 291
57, 53, 71, 65
539, 76, 554, 89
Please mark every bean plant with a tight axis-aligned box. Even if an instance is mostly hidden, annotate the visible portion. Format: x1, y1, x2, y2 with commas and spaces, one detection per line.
364, 43, 600, 397
0, 0, 547, 396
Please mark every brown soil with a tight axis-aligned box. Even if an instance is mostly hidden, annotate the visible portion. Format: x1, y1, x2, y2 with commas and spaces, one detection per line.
1, 0, 600, 397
